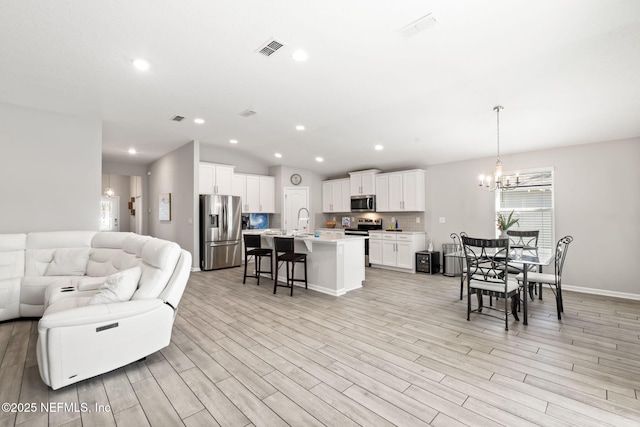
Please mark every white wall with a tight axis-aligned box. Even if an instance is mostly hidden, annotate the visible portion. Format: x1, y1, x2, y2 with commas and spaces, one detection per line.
0, 102, 101, 233
148, 141, 198, 266
426, 138, 640, 297
200, 144, 269, 175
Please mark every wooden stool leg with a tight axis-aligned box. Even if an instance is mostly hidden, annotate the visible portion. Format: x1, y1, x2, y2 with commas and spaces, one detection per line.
243, 255, 249, 284
289, 261, 294, 296
256, 256, 261, 286
273, 260, 279, 294
304, 258, 308, 289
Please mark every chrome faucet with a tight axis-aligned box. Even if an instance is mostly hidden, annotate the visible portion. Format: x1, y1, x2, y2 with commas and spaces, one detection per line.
297, 207, 310, 232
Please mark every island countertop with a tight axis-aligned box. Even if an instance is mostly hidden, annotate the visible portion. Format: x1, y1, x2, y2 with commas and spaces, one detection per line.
246, 231, 366, 296
247, 230, 367, 244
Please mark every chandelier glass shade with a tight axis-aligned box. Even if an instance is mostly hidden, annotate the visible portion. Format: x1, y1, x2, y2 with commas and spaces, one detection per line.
478, 106, 520, 192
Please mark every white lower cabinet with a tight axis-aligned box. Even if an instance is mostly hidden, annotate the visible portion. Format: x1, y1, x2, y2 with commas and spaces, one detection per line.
369, 237, 382, 264
368, 231, 426, 273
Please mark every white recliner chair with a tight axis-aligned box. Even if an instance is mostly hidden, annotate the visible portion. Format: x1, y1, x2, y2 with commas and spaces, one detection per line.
35, 236, 191, 390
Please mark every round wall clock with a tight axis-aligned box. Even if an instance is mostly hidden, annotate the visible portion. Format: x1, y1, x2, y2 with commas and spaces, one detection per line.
290, 173, 302, 185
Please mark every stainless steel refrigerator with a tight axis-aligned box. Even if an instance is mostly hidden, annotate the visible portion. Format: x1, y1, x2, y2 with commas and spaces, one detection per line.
200, 194, 242, 270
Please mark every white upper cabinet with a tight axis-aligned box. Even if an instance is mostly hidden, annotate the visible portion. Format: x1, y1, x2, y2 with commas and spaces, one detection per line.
401, 169, 425, 211
349, 169, 380, 196
375, 169, 425, 212
340, 179, 350, 212
322, 178, 350, 213
199, 162, 234, 195
232, 173, 274, 213
375, 174, 390, 211
258, 176, 275, 213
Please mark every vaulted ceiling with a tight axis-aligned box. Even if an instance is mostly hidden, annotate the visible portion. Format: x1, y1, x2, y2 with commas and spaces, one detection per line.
2, 0, 639, 176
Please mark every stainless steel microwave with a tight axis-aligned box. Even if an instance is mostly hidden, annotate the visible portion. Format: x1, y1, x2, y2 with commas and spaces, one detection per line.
351, 195, 376, 212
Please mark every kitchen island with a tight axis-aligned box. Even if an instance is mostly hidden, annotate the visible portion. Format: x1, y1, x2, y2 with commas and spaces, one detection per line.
257, 232, 367, 296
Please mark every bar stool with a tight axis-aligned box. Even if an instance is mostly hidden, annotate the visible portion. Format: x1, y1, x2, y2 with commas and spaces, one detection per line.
273, 237, 307, 296
243, 234, 273, 286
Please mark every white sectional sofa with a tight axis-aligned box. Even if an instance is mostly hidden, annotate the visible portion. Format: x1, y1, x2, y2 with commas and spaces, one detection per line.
0, 231, 192, 390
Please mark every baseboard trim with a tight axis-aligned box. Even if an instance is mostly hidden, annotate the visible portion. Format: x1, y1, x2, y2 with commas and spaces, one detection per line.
562, 284, 640, 301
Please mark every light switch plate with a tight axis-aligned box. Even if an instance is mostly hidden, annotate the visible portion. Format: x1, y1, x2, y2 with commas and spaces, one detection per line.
439, 217, 446, 224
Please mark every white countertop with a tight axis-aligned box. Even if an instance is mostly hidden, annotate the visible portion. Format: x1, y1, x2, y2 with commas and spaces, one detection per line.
244, 229, 365, 243
369, 230, 426, 235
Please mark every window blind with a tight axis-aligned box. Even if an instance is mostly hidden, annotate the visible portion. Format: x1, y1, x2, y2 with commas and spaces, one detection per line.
496, 169, 554, 249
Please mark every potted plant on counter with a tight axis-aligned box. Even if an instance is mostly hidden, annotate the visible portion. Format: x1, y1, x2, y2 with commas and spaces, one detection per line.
497, 210, 519, 238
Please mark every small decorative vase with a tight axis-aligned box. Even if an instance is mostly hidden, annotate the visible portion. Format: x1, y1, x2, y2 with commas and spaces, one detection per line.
499, 229, 509, 239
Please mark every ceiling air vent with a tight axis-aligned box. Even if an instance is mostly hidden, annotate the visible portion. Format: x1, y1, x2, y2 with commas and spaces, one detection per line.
238, 109, 257, 118
398, 13, 437, 38
257, 39, 285, 57
171, 115, 185, 122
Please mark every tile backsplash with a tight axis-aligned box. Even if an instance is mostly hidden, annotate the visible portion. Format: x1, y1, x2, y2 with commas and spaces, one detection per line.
317, 212, 426, 232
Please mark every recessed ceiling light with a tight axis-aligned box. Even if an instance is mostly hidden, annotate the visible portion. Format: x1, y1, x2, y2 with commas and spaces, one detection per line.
315, 157, 324, 162
132, 58, 150, 71
128, 148, 137, 155
229, 139, 238, 144
296, 125, 305, 131
275, 153, 282, 158
374, 144, 384, 151
292, 50, 308, 62
194, 118, 205, 124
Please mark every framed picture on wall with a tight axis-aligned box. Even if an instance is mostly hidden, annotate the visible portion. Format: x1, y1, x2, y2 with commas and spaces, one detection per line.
159, 193, 171, 221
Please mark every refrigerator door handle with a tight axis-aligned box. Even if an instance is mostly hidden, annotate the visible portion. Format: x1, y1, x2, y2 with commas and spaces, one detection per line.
222, 203, 227, 235
209, 241, 239, 247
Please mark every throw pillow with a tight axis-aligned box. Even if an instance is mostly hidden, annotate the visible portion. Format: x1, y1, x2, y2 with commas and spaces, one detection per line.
87, 266, 142, 305
45, 248, 90, 276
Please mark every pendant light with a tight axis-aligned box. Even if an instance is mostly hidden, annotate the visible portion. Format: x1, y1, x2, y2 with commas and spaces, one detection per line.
104, 174, 115, 197
478, 106, 520, 191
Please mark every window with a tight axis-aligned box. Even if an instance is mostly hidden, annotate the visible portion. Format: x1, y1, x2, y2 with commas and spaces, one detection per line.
496, 168, 554, 249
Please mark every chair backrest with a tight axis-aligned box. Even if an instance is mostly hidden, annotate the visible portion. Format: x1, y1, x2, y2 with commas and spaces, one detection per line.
243, 234, 262, 250
462, 236, 510, 284
273, 237, 294, 254
450, 233, 464, 267
553, 235, 573, 281
506, 229, 539, 248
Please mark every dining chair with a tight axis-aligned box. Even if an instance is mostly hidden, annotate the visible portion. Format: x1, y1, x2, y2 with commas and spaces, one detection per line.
506, 229, 539, 299
273, 237, 307, 296
516, 235, 573, 320
243, 234, 273, 286
450, 232, 467, 300
462, 236, 519, 330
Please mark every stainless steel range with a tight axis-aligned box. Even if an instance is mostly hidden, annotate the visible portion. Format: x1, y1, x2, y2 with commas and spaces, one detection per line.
344, 218, 382, 266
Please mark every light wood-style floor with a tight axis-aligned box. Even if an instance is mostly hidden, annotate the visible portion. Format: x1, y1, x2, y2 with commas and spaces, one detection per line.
1, 267, 640, 426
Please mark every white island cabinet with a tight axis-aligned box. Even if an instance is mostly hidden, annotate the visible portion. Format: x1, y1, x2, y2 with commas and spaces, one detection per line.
260, 233, 366, 296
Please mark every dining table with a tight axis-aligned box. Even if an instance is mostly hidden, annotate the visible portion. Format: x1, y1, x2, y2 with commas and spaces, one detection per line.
446, 246, 554, 325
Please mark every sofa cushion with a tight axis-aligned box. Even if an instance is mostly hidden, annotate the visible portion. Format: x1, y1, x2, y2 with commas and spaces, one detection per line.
0, 234, 26, 282
45, 248, 90, 276
132, 239, 180, 300
87, 267, 142, 305
77, 276, 107, 291
86, 248, 140, 277
42, 295, 95, 316
26, 231, 94, 277
91, 232, 133, 249
123, 234, 152, 257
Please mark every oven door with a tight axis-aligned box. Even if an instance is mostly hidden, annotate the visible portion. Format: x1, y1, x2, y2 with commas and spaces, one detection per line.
350, 195, 376, 212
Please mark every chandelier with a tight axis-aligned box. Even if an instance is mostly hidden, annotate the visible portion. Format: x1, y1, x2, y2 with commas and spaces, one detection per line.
104, 174, 115, 197
478, 106, 520, 191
